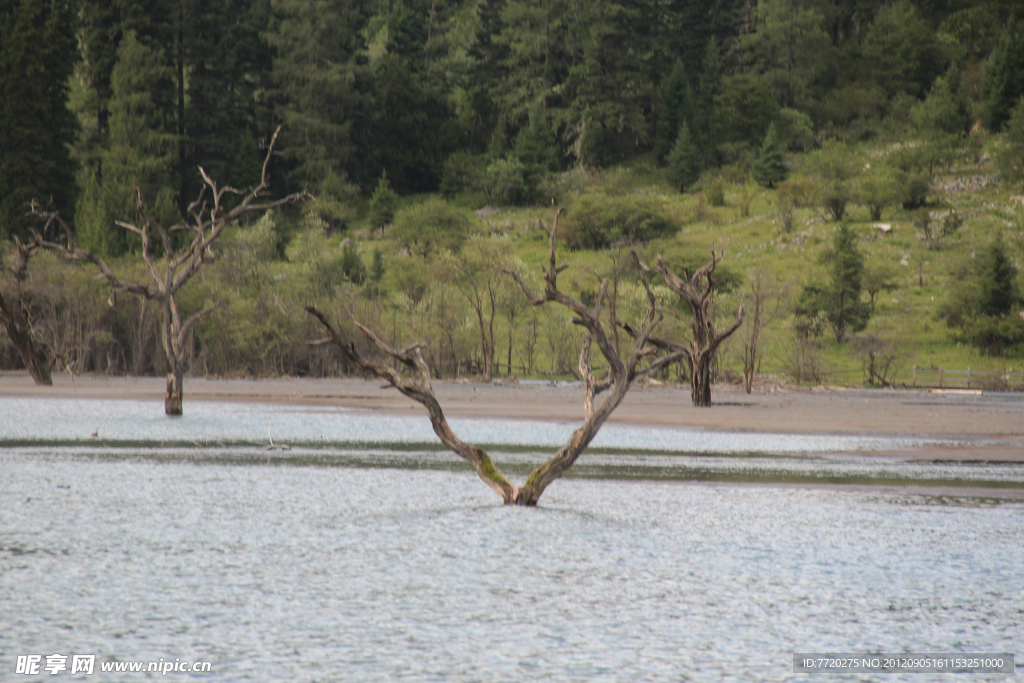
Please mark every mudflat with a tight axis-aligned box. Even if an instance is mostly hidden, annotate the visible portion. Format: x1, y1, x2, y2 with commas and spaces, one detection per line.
2, 372, 1022, 461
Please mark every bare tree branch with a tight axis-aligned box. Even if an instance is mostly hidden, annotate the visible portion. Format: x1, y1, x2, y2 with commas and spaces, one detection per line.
0, 236, 53, 384
634, 250, 744, 406
305, 305, 519, 502
313, 209, 679, 505
33, 126, 308, 415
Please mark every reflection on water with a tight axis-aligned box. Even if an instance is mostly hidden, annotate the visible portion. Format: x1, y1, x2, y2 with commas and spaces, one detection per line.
1, 461, 1022, 682
2, 396, 1022, 681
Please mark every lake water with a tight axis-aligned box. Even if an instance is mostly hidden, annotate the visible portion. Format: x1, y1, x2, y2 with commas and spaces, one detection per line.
1, 398, 1021, 681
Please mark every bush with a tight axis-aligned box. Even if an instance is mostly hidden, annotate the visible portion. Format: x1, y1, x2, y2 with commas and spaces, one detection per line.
391, 199, 472, 259
565, 190, 678, 250
440, 152, 486, 198
306, 169, 358, 233
854, 167, 902, 220
483, 156, 529, 206
340, 244, 366, 285
805, 141, 857, 221
995, 96, 1024, 193
706, 177, 725, 207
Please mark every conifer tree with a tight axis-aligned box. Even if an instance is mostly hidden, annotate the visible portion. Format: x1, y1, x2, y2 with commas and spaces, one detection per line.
266, 0, 362, 188
666, 121, 701, 192
797, 224, 871, 342
368, 171, 399, 235
0, 0, 78, 239
513, 100, 561, 194
996, 97, 1024, 193
657, 60, 698, 160
981, 16, 1024, 132
751, 123, 788, 188
76, 32, 178, 256
980, 236, 1020, 317
180, 0, 271, 194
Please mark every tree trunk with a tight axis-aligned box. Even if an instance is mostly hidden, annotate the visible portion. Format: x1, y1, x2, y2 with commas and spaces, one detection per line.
3, 320, 52, 385
481, 339, 493, 381
692, 354, 712, 407
165, 357, 183, 416
743, 345, 755, 394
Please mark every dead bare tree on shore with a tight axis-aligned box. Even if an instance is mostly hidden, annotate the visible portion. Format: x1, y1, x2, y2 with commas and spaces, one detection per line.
628, 252, 744, 407
741, 268, 786, 394
35, 127, 307, 415
0, 236, 53, 385
307, 210, 685, 505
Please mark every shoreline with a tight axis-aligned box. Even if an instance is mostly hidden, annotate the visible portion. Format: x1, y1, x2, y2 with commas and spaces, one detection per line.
2, 372, 1023, 462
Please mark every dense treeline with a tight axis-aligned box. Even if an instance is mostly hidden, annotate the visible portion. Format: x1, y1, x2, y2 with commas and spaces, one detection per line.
2, 0, 1024, 385
3, 0, 1024, 244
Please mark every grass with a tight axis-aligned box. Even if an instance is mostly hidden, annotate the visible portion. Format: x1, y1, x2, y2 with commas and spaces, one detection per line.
317, 140, 1024, 388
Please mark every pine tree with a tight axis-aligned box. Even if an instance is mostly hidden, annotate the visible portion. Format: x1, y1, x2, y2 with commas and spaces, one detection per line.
981, 16, 1024, 132
513, 100, 561, 189
656, 60, 698, 161
797, 224, 871, 342
75, 0, 177, 194
751, 123, 788, 188
741, 0, 833, 110
666, 121, 701, 192
823, 224, 871, 342
996, 97, 1024, 193
368, 171, 399, 234
180, 0, 271, 193
77, 32, 177, 256
493, 0, 568, 127
563, 0, 654, 165
266, 0, 363, 189
980, 237, 1020, 317
0, 0, 78, 240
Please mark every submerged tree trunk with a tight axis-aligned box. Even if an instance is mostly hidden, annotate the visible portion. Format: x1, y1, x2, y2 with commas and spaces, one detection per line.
306, 210, 686, 505
632, 253, 744, 408
691, 354, 712, 407
0, 237, 52, 386
165, 358, 184, 416
37, 128, 306, 417
1, 316, 52, 385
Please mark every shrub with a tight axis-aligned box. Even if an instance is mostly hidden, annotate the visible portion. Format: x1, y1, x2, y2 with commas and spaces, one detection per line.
440, 152, 486, 198
805, 141, 857, 220
775, 195, 795, 233
483, 156, 529, 206
706, 177, 726, 207
565, 190, 678, 250
340, 244, 366, 284
391, 199, 472, 259
995, 96, 1024, 193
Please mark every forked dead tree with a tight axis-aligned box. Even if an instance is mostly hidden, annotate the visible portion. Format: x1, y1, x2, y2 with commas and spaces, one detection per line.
307, 210, 686, 506
0, 236, 53, 385
36, 127, 307, 415
629, 252, 744, 407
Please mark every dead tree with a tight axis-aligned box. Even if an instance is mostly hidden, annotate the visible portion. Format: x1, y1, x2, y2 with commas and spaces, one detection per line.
742, 269, 785, 394
0, 236, 53, 385
630, 252, 744, 407
36, 127, 307, 416
307, 210, 685, 506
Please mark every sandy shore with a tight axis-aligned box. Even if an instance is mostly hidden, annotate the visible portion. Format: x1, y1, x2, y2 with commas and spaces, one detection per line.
2, 372, 1023, 462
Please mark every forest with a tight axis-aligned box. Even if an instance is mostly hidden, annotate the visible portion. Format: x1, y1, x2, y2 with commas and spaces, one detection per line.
2, 0, 1024, 388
